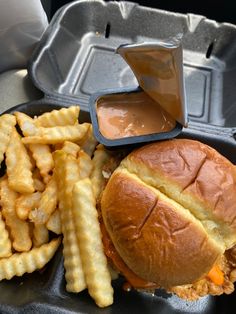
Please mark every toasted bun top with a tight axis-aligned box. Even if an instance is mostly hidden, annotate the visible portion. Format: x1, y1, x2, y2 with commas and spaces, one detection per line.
101, 139, 236, 287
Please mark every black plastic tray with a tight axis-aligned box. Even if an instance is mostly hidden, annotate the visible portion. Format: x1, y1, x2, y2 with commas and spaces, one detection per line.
0, 99, 235, 314
1, 0, 236, 313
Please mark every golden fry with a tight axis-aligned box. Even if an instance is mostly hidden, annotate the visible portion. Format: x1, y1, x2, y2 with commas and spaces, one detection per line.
78, 150, 93, 179
53, 150, 86, 292
27, 149, 36, 170
33, 178, 45, 192
33, 224, 49, 247
62, 141, 80, 158
32, 168, 46, 192
78, 125, 97, 157
29, 176, 58, 224
0, 114, 16, 164
14, 112, 38, 136
22, 123, 90, 145
16, 192, 42, 220
1, 179, 32, 252
35, 106, 80, 127
29, 144, 54, 183
0, 238, 61, 281
90, 145, 111, 200
72, 179, 113, 307
46, 209, 62, 235
6, 128, 34, 194
0, 213, 12, 258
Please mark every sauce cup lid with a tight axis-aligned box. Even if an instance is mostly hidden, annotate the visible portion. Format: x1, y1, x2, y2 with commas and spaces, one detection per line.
117, 35, 188, 127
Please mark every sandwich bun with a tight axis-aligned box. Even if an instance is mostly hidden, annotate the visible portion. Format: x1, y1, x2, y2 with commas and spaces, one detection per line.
101, 139, 236, 288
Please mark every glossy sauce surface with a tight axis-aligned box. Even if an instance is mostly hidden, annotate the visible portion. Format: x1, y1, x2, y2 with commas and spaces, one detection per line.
96, 91, 176, 140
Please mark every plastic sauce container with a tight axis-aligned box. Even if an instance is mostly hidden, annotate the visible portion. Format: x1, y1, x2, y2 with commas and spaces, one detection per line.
89, 36, 187, 148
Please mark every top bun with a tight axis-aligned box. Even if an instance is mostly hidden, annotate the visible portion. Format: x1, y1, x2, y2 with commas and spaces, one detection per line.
101, 139, 236, 287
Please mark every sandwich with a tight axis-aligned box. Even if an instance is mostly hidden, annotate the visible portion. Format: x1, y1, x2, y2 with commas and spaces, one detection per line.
99, 139, 236, 300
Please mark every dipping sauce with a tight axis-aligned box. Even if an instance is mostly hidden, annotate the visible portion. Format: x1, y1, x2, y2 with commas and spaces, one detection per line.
96, 91, 176, 140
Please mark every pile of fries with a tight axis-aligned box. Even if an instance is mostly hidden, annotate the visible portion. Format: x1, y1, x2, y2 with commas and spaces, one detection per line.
0, 106, 116, 308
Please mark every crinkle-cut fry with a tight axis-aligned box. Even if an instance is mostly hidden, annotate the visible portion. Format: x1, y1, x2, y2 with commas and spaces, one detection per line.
35, 106, 80, 127
14, 111, 38, 136
53, 150, 86, 292
22, 123, 90, 145
6, 128, 34, 194
0, 213, 12, 258
0, 114, 16, 164
62, 141, 80, 158
32, 169, 46, 191
29, 176, 58, 224
72, 179, 113, 307
27, 149, 36, 170
46, 209, 62, 235
29, 144, 54, 183
1, 179, 32, 252
78, 150, 93, 179
90, 146, 111, 200
33, 224, 49, 247
33, 177, 45, 192
0, 237, 61, 281
16, 192, 42, 220
78, 124, 97, 157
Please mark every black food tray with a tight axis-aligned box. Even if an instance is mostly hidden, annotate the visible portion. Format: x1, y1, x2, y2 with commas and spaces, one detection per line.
0, 99, 235, 314
1, 0, 236, 313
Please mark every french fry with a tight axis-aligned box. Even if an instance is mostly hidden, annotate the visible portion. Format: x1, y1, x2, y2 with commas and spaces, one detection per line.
53, 150, 86, 293
78, 125, 97, 157
22, 123, 90, 145
0, 237, 61, 281
6, 128, 34, 194
62, 141, 80, 158
16, 191, 42, 220
0, 114, 16, 164
90, 145, 111, 200
33, 177, 46, 192
46, 209, 62, 235
29, 176, 58, 224
78, 150, 93, 179
14, 111, 38, 136
1, 179, 32, 252
32, 169, 46, 192
29, 144, 54, 183
27, 149, 36, 170
35, 106, 80, 127
33, 224, 49, 247
0, 213, 12, 258
72, 179, 113, 307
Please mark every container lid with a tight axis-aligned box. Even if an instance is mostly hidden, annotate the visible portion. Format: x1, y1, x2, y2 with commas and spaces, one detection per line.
117, 35, 188, 127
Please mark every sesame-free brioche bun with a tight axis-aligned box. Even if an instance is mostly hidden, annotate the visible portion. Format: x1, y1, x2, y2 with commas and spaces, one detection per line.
101, 139, 236, 288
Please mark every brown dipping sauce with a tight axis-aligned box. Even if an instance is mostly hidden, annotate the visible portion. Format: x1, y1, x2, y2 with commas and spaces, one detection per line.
96, 91, 176, 140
